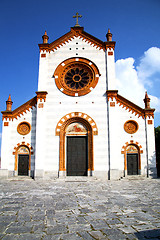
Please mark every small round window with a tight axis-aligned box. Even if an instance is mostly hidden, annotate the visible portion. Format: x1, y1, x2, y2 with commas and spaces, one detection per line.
17, 122, 31, 135
124, 120, 138, 134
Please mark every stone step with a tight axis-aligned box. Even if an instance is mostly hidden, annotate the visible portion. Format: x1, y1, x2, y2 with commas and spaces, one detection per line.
8, 176, 33, 181
58, 176, 98, 182
123, 175, 147, 180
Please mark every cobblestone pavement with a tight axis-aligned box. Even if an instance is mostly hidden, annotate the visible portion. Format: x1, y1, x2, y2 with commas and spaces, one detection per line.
0, 178, 160, 240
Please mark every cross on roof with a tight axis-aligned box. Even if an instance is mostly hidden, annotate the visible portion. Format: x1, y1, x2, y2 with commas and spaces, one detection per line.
73, 12, 82, 27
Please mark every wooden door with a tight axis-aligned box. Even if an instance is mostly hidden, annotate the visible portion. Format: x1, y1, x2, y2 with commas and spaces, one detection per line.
18, 154, 29, 176
67, 136, 88, 176
127, 153, 138, 175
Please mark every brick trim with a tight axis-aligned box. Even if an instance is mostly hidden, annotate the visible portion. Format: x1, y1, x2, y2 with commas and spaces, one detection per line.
56, 112, 98, 172
54, 57, 100, 97
107, 90, 155, 119
121, 140, 143, 171
56, 112, 98, 136
39, 26, 116, 53
2, 97, 37, 121
13, 142, 33, 171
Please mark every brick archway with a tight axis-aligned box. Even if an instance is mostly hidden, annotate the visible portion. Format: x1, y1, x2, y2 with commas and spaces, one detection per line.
121, 140, 143, 175
56, 112, 98, 175
13, 142, 33, 172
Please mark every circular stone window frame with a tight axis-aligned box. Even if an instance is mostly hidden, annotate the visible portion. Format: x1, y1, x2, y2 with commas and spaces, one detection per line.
17, 121, 31, 136
124, 120, 139, 134
54, 57, 101, 97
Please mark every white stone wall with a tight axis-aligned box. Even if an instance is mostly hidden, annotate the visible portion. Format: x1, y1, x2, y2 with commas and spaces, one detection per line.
1, 107, 37, 177
36, 37, 114, 178
108, 96, 156, 178
1, 34, 156, 179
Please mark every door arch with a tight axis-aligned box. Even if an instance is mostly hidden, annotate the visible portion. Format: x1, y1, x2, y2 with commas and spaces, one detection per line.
126, 145, 139, 175
121, 140, 143, 176
55, 112, 98, 176
13, 142, 33, 176
18, 146, 29, 176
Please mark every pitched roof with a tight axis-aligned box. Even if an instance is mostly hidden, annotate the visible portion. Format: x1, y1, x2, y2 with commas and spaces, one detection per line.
107, 90, 155, 119
2, 97, 37, 121
39, 27, 116, 52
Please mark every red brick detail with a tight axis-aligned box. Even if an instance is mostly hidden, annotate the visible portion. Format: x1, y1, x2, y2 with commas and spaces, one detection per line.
54, 58, 100, 97
106, 90, 155, 119
108, 51, 113, 55
148, 120, 153, 124
56, 112, 97, 172
55, 112, 98, 136
38, 26, 116, 53
38, 103, 44, 108
2, 97, 37, 121
41, 53, 46, 58
36, 91, 48, 102
4, 122, 9, 126
110, 102, 115, 107
12, 142, 34, 171
121, 140, 143, 171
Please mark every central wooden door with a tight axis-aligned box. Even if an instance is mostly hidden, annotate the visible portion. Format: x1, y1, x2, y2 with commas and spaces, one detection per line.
18, 154, 29, 176
127, 153, 138, 175
67, 136, 88, 176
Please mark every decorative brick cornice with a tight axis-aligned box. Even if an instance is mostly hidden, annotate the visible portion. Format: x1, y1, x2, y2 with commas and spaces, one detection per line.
1, 97, 37, 121
106, 90, 118, 101
39, 27, 116, 53
36, 91, 48, 102
144, 109, 155, 119
105, 41, 116, 50
106, 90, 155, 119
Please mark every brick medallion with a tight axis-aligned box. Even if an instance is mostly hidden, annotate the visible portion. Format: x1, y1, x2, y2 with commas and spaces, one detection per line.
124, 120, 138, 134
17, 122, 31, 135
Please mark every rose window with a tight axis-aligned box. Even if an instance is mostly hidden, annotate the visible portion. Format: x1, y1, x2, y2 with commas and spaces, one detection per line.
64, 67, 91, 90
54, 58, 100, 96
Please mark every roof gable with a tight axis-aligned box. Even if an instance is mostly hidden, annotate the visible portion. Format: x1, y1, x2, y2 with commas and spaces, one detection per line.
107, 90, 155, 119
2, 97, 37, 121
39, 27, 116, 52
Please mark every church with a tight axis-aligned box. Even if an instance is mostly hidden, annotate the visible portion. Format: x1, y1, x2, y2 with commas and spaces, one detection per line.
0, 14, 157, 180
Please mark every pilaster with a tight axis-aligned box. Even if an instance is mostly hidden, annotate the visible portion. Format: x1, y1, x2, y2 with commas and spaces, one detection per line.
35, 91, 48, 179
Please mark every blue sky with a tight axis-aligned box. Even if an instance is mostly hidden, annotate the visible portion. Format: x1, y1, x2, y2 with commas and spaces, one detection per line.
0, 0, 160, 152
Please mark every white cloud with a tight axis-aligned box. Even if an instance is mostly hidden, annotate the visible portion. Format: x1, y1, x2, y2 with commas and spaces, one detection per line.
137, 47, 160, 87
115, 47, 160, 113
149, 95, 160, 113
115, 57, 146, 108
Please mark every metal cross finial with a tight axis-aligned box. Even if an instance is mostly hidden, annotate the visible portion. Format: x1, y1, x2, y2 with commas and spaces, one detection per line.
73, 12, 82, 27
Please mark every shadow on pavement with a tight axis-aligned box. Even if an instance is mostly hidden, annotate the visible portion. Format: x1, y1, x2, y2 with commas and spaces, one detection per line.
134, 229, 160, 239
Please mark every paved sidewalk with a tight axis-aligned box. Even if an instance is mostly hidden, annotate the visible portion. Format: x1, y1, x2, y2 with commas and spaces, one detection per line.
0, 178, 160, 240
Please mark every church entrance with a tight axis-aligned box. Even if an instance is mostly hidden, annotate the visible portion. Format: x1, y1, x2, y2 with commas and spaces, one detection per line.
67, 136, 88, 176
17, 146, 30, 176
126, 145, 139, 175
56, 112, 98, 177
18, 154, 29, 176
127, 153, 138, 175
66, 123, 88, 176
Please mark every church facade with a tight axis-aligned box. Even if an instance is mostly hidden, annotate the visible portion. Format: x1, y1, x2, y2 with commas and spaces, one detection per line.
0, 23, 157, 180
